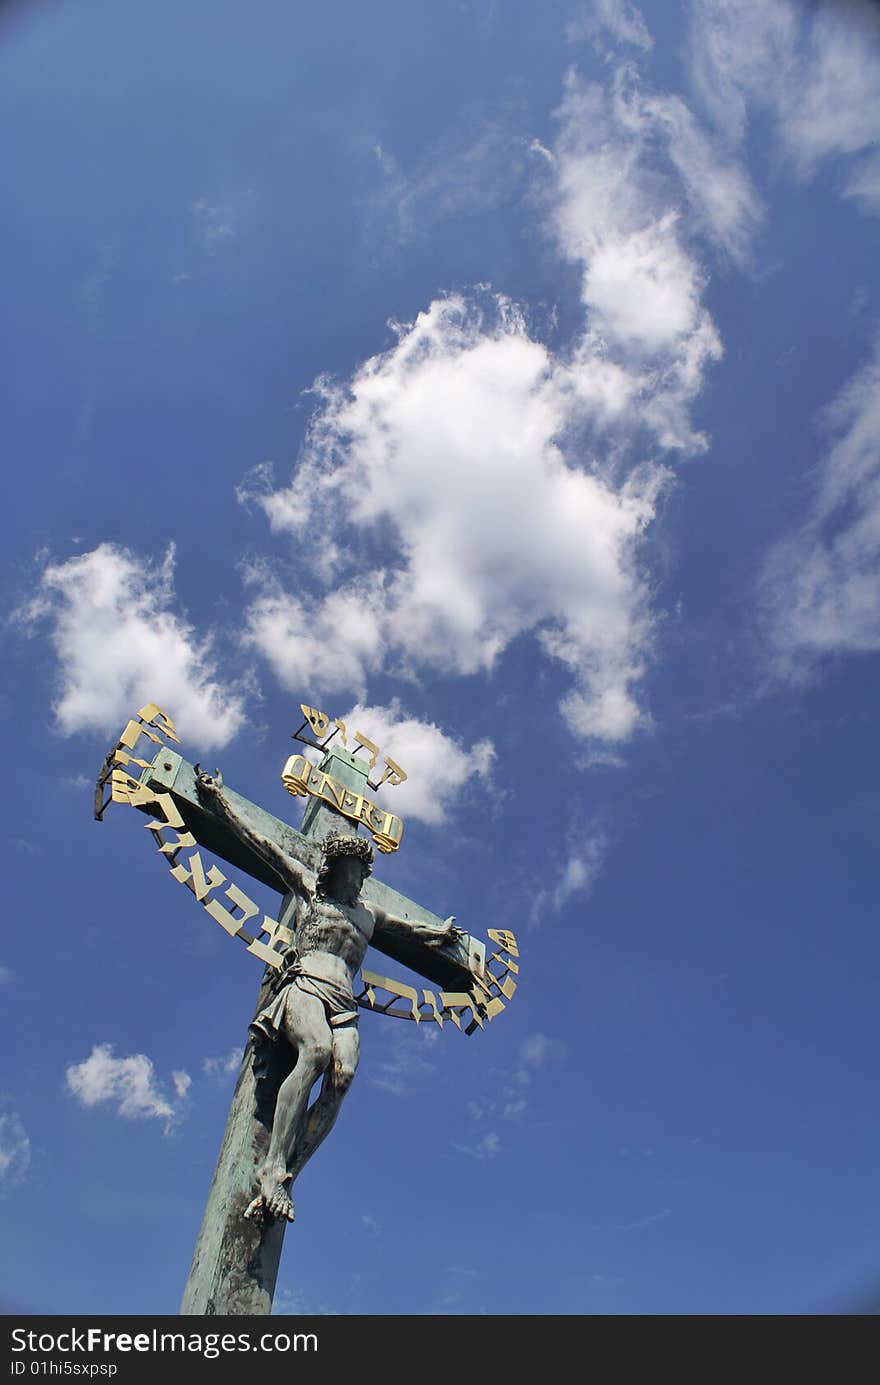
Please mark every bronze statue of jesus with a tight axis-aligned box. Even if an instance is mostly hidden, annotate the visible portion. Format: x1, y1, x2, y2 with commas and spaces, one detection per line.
195, 767, 461, 1225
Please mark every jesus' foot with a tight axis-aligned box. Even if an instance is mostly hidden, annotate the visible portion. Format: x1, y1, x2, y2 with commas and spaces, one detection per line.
243, 1174, 295, 1226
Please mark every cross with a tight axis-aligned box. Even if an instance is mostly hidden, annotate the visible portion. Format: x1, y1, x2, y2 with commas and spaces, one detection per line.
95, 704, 517, 1316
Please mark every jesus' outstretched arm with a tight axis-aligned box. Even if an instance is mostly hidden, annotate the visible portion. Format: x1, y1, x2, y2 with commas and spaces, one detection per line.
371, 905, 464, 951
194, 767, 314, 900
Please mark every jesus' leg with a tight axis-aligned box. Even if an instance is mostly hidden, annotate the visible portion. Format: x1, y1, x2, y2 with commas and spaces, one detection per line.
286, 1026, 360, 1187
245, 988, 332, 1225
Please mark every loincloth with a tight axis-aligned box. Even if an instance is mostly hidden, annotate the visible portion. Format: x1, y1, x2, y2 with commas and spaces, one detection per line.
250, 963, 359, 1042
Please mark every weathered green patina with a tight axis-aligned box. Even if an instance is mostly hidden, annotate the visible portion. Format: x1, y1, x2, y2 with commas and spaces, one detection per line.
127, 743, 481, 1315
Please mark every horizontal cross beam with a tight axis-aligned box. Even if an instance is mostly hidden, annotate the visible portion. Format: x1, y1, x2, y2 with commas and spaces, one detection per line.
138, 748, 481, 991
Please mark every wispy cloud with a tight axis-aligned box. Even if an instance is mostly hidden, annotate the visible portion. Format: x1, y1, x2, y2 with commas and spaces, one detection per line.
368, 1030, 436, 1097
171, 1070, 192, 1100
19, 542, 247, 751
529, 822, 610, 927
568, 0, 654, 54
66, 1043, 185, 1131
451, 1130, 502, 1160
760, 339, 880, 674
190, 189, 254, 251
0, 1113, 31, 1188
202, 1048, 241, 1079
366, 119, 537, 249
688, 0, 880, 214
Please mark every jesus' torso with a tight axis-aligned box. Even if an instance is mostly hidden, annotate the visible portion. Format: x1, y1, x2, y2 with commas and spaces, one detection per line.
293, 889, 376, 985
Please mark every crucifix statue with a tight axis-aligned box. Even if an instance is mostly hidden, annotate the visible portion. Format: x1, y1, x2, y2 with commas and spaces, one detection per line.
94, 702, 519, 1316
193, 768, 460, 1226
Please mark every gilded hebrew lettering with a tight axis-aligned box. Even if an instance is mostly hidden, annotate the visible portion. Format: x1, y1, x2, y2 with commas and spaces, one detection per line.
204, 882, 261, 941
170, 850, 227, 902
281, 756, 404, 853
439, 992, 485, 1030
99, 703, 519, 1040
281, 753, 313, 796
419, 990, 445, 1026
352, 732, 380, 771
487, 928, 519, 957
300, 704, 331, 739
376, 756, 407, 789
359, 968, 421, 1021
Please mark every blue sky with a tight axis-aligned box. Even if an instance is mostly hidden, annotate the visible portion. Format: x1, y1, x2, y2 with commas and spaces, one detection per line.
3, 0, 880, 1315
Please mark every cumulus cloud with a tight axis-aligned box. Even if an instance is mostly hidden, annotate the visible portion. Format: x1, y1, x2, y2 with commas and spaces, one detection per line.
243, 294, 666, 745
20, 543, 247, 751
551, 69, 724, 448
0, 1113, 31, 1187
332, 701, 493, 825
66, 1043, 182, 1128
242, 51, 739, 747
760, 342, 880, 672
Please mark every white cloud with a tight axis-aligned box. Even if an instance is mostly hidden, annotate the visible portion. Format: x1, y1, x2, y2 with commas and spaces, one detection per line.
687, 0, 799, 145
779, 3, 880, 182
626, 86, 762, 262
551, 70, 724, 449
244, 55, 739, 747
243, 293, 667, 745
0, 966, 10, 984
172, 1070, 192, 1099
66, 1043, 180, 1126
190, 189, 254, 250
368, 1029, 436, 1097
688, 0, 880, 213
334, 701, 493, 825
21, 543, 247, 751
367, 121, 536, 249
569, 0, 653, 53
451, 1130, 502, 1160
529, 827, 609, 926
0, 1113, 31, 1186
760, 342, 880, 671
202, 1048, 241, 1078
520, 1033, 566, 1070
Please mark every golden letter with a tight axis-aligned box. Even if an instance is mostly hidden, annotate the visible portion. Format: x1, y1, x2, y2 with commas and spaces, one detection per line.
439, 991, 486, 1030
487, 928, 519, 958
353, 732, 380, 771
136, 704, 180, 743
281, 754, 312, 796
375, 756, 407, 789
419, 990, 445, 1027
205, 882, 261, 941
300, 704, 331, 739
360, 968, 421, 1021
170, 850, 226, 902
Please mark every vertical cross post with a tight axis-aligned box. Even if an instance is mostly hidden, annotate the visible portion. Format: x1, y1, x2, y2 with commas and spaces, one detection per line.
179, 748, 371, 1316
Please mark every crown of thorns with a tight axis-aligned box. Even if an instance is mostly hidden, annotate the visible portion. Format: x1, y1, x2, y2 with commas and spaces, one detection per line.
320, 834, 374, 867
